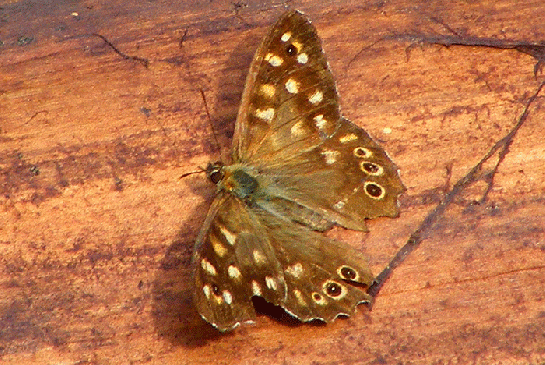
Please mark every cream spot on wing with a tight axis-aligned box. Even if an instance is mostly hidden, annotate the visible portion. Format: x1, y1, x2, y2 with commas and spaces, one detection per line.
321, 149, 340, 164
308, 90, 323, 104
260, 84, 276, 98
265, 53, 283, 67
297, 53, 308, 64
201, 259, 217, 276
339, 133, 358, 143
223, 290, 233, 305
203, 284, 211, 299
265, 276, 277, 291
219, 225, 236, 246
285, 78, 299, 94
285, 263, 303, 278
252, 250, 267, 264
290, 121, 306, 137
291, 40, 303, 52
255, 108, 275, 123
313, 114, 327, 130
334, 200, 345, 210
210, 235, 228, 257
227, 265, 242, 280
213, 294, 223, 304
383, 127, 392, 134
293, 289, 306, 306
252, 280, 262, 296
281, 32, 292, 42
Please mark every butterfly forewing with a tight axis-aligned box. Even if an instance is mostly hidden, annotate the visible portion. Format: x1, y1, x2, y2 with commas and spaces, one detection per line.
233, 10, 340, 163
256, 211, 374, 322
233, 10, 404, 230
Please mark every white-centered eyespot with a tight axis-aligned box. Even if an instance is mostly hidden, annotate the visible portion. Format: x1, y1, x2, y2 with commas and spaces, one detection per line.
360, 161, 384, 176
322, 280, 348, 300
312, 292, 327, 305
337, 265, 360, 281
353, 147, 373, 158
363, 181, 385, 200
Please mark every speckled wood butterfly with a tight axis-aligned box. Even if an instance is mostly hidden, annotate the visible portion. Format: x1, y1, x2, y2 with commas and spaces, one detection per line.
192, 10, 404, 331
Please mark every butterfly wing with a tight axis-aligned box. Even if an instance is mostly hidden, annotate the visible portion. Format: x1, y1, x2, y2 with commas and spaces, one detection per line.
232, 10, 404, 231
192, 193, 286, 331
256, 209, 374, 322
193, 193, 373, 330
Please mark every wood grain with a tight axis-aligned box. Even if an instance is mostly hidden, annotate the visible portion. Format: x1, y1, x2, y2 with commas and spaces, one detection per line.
1, 0, 544, 364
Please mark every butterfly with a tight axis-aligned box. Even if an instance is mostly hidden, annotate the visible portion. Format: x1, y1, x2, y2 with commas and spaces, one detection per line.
191, 10, 405, 331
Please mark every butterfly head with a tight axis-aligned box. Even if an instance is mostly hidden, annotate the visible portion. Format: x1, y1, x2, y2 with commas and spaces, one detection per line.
206, 162, 225, 185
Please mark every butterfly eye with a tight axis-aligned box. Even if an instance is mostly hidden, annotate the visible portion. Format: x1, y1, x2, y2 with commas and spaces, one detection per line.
207, 162, 225, 184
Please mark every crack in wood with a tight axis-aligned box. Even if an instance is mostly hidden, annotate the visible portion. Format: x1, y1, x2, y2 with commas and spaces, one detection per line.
368, 80, 545, 302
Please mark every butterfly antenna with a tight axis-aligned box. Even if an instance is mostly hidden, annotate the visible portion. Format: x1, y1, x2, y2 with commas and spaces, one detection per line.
200, 89, 224, 162
179, 165, 206, 179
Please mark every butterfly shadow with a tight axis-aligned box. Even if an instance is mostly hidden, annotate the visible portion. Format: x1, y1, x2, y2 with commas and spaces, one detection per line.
149, 181, 323, 347
150, 30, 265, 346
150, 196, 229, 347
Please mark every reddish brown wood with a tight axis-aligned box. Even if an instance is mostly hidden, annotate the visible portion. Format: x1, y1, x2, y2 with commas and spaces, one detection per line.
1, 1, 544, 364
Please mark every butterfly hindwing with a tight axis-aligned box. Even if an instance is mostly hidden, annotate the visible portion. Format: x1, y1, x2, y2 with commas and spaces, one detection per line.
193, 192, 373, 330
256, 210, 374, 322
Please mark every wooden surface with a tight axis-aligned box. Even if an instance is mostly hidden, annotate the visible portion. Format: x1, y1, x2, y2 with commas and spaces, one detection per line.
1, 0, 545, 364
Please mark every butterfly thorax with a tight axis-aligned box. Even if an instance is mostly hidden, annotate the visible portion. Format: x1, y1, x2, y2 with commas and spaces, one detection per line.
207, 162, 260, 201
